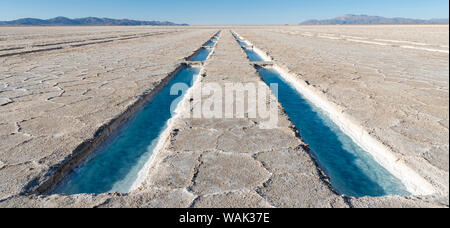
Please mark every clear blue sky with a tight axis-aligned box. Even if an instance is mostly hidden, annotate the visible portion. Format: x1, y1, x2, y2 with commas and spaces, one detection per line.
1, 0, 448, 25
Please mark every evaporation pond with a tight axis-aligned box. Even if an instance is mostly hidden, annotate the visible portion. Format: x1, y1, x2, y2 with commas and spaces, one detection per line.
56, 66, 201, 194
244, 48, 265, 62
238, 40, 249, 47
205, 41, 216, 47
257, 66, 409, 197
191, 48, 212, 61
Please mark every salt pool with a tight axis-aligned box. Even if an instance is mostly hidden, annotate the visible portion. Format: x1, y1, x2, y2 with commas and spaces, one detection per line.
256, 66, 409, 197
56, 65, 202, 194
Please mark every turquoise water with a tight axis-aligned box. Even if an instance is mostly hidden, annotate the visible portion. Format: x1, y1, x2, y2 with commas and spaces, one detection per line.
232, 34, 249, 47
238, 40, 249, 47
191, 48, 212, 61
244, 48, 265, 62
204, 40, 216, 47
256, 66, 409, 197
56, 66, 201, 194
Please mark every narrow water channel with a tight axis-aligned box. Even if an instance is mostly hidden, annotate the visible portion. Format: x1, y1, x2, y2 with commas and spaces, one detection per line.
204, 40, 216, 47
238, 40, 249, 47
256, 66, 409, 197
56, 65, 202, 194
232, 33, 249, 47
190, 47, 213, 61
244, 48, 266, 62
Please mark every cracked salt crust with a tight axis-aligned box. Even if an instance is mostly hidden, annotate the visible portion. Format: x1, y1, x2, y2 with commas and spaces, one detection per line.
0, 27, 218, 201
235, 25, 448, 201
0, 26, 448, 208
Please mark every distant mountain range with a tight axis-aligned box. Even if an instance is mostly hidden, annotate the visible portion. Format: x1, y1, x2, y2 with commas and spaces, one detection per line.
0, 17, 188, 26
301, 14, 449, 25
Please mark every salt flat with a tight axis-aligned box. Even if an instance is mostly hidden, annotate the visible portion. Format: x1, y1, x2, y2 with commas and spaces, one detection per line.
236, 25, 449, 197
0, 26, 448, 208
0, 26, 216, 200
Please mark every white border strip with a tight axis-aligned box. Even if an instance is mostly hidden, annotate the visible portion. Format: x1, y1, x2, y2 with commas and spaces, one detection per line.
270, 65, 436, 196
130, 65, 204, 191
250, 47, 272, 62
401, 45, 449, 54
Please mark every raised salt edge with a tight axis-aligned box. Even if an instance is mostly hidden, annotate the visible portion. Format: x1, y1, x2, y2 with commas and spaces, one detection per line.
270, 65, 436, 196
131, 33, 221, 191
233, 31, 436, 195
130, 66, 204, 192
251, 47, 271, 61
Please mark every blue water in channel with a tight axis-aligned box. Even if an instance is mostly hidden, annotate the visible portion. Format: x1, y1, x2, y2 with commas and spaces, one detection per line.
238, 40, 249, 47
205, 40, 216, 47
56, 66, 201, 194
244, 48, 265, 62
256, 67, 409, 197
191, 48, 212, 61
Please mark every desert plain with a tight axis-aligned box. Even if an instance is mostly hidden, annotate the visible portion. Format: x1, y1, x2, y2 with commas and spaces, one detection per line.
0, 25, 448, 208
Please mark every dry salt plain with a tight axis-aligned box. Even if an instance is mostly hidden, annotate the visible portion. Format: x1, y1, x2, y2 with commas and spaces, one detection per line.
0, 25, 448, 208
